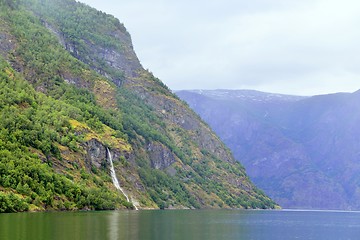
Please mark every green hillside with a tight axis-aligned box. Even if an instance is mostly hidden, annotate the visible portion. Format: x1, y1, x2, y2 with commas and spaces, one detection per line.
0, 0, 277, 212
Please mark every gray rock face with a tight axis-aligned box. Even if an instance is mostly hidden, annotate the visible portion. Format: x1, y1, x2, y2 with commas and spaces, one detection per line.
83, 138, 131, 169
42, 19, 142, 87
177, 89, 360, 210
0, 23, 17, 66
0, 34, 14, 57
147, 142, 177, 170
83, 138, 107, 169
137, 87, 234, 163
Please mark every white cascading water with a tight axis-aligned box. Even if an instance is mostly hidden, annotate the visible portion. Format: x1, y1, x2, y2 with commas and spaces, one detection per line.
107, 148, 138, 210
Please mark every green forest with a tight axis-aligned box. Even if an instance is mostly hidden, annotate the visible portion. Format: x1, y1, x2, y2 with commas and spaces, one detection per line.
0, 0, 277, 212
0, 59, 131, 212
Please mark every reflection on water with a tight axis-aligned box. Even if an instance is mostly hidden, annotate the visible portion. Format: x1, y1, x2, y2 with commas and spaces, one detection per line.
107, 210, 140, 240
108, 211, 119, 240
1, 210, 360, 240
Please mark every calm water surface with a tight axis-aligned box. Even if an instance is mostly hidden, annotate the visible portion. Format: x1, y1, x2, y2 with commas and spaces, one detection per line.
1, 209, 360, 240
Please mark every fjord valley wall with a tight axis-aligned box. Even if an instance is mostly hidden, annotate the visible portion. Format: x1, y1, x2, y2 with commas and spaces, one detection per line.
177, 89, 360, 210
0, 0, 277, 212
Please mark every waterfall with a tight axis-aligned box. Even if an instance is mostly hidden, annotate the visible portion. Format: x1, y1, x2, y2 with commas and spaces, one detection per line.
107, 148, 138, 210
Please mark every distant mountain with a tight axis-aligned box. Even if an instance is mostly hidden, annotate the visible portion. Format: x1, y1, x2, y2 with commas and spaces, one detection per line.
176, 89, 360, 210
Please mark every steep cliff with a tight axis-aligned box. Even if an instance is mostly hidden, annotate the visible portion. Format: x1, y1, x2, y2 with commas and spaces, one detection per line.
0, 0, 276, 211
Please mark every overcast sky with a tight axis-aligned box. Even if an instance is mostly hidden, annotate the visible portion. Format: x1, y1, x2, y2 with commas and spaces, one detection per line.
78, 0, 360, 95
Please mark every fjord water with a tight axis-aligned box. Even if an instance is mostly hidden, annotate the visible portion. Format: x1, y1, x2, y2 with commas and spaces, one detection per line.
1, 210, 360, 240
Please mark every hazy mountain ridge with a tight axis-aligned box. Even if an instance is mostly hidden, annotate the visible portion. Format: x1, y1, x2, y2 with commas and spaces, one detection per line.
177, 89, 360, 210
185, 89, 306, 102
0, 0, 276, 212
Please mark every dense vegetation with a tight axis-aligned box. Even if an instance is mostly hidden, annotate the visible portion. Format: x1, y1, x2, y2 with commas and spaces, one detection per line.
0, 0, 277, 212
0, 59, 130, 212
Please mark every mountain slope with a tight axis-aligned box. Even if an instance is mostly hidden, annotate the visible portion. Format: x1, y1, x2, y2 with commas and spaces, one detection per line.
177, 89, 360, 210
0, 0, 276, 212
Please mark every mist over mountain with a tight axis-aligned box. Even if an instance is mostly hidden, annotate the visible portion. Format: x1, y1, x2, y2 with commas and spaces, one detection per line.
177, 89, 360, 210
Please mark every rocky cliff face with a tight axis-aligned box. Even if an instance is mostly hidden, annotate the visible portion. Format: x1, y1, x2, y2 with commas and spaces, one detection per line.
0, 0, 276, 210
177, 89, 360, 210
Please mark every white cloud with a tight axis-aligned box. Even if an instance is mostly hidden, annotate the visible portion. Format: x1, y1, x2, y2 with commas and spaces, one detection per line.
79, 0, 360, 95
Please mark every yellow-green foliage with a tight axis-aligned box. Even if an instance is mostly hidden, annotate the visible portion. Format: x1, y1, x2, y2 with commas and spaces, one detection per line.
69, 119, 131, 152
93, 80, 118, 109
